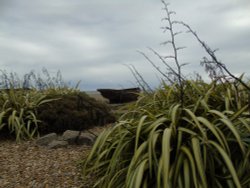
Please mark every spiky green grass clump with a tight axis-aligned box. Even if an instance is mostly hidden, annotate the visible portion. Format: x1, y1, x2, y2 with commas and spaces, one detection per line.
0, 89, 55, 141
81, 80, 250, 188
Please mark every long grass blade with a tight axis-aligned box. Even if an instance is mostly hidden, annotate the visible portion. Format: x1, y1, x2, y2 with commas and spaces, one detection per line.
219, 118, 246, 154
134, 159, 148, 188
197, 116, 228, 152
191, 137, 207, 188
183, 158, 190, 188
135, 115, 148, 151
161, 128, 172, 188
208, 140, 242, 188
180, 146, 198, 188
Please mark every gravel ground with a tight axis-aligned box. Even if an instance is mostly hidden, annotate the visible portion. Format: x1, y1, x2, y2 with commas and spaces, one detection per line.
0, 126, 109, 188
0, 140, 92, 188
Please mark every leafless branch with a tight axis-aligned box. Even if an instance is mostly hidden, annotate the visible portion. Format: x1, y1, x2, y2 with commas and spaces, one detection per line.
173, 31, 183, 36
161, 1, 185, 105
137, 50, 174, 84
176, 46, 186, 51
160, 41, 172, 45
125, 64, 153, 93
164, 55, 175, 59
179, 21, 250, 91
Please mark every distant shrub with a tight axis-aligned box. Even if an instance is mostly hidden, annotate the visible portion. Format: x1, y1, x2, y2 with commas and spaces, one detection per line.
0, 68, 69, 90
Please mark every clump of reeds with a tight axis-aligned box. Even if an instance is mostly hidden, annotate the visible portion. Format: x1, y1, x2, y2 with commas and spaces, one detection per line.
81, 1, 250, 187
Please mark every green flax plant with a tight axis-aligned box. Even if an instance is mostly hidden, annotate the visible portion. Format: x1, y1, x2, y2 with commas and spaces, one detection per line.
82, 80, 250, 188
0, 89, 56, 141
81, 1, 250, 187
0, 68, 84, 141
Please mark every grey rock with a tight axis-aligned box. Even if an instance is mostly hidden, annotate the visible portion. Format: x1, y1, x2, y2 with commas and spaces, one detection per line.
35, 130, 97, 149
48, 140, 68, 149
77, 133, 96, 145
36, 133, 57, 146
62, 130, 80, 144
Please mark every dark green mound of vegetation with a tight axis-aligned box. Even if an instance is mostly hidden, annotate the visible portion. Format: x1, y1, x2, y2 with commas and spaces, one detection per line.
37, 92, 115, 134
0, 68, 116, 141
0, 88, 116, 140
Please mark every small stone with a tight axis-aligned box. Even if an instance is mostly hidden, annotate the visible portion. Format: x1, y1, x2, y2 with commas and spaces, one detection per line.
62, 130, 80, 144
36, 133, 57, 146
77, 133, 95, 145
48, 140, 68, 149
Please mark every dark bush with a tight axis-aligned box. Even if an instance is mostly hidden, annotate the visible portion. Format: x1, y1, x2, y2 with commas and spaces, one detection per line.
37, 92, 116, 134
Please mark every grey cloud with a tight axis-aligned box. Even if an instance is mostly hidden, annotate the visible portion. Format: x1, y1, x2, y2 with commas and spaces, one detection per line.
0, 0, 249, 90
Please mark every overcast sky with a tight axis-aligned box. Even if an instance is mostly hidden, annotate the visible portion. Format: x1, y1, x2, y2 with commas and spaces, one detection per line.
0, 0, 250, 90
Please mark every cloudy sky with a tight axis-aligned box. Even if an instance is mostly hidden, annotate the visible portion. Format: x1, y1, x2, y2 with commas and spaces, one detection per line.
0, 0, 249, 90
